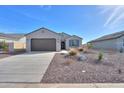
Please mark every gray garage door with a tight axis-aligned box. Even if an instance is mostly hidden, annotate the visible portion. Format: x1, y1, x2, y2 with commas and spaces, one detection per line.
31, 38, 56, 51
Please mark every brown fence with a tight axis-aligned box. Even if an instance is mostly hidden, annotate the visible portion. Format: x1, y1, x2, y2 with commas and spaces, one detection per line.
14, 42, 26, 49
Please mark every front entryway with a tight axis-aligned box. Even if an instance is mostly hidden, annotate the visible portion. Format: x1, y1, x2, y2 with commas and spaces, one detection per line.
61, 41, 65, 49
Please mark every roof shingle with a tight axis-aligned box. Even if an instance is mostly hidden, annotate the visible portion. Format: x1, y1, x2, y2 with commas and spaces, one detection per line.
0, 33, 25, 40
89, 30, 124, 42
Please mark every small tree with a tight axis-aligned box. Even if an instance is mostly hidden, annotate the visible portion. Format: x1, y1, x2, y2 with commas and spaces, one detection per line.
0, 44, 2, 49
1, 40, 8, 51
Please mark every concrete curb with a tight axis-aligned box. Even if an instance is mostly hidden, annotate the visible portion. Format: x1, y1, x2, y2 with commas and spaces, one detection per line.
0, 83, 124, 88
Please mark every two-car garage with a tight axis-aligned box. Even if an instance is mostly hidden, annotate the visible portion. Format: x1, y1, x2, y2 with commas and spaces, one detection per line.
26, 27, 61, 52
31, 38, 56, 51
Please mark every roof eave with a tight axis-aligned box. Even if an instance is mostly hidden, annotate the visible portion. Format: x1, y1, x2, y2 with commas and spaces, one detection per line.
25, 27, 60, 36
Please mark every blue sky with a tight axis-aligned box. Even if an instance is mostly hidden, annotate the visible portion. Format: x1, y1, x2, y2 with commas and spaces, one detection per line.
0, 5, 124, 43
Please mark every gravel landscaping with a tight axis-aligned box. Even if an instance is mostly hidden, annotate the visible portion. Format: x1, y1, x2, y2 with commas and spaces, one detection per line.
41, 49, 124, 83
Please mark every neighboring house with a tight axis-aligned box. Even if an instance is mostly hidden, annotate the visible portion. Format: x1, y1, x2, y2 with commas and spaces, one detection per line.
0, 33, 25, 43
89, 31, 124, 51
0, 33, 26, 52
26, 27, 82, 52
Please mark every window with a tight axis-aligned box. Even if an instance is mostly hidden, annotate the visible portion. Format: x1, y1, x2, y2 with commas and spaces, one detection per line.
69, 40, 79, 47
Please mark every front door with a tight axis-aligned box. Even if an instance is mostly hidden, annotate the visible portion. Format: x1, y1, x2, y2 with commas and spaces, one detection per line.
61, 41, 65, 49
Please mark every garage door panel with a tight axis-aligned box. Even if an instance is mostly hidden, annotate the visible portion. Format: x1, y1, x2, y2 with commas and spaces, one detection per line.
31, 39, 56, 51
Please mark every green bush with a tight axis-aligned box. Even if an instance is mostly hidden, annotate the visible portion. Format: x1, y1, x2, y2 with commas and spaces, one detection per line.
98, 52, 103, 61
87, 43, 93, 49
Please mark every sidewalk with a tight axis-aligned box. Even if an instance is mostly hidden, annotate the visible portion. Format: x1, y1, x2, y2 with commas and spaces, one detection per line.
0, 83, 124, 88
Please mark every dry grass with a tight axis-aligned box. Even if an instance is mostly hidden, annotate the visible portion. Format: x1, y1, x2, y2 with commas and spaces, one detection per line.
63, 60, 74, 66
68, 48, 78, 56
78, 48, 83, 52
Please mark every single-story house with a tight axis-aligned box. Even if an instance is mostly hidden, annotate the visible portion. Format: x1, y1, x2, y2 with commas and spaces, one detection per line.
89, 31, 124, 51
26, 27, 82, 52
0, 27, 82, 52
0, 33, 26, 52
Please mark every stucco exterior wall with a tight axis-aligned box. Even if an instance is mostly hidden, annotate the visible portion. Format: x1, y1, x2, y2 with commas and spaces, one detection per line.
91, 39, 117, 50
116, 36, 124, 50
60, 33, 70, 41
18, 37, 26, 43
26, 29, 61, 52
66, 37, 82, 50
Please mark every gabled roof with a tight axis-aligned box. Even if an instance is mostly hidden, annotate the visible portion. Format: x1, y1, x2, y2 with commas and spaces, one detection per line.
0, 33, 25, 40
58, 32, 71, 40
25, 27, 59, 36
72, 35, 82, 39
25, 27, 82, 39
58, 32, 82, 39
89, 30, 124, 43
66, 35, 82, 40
59, 32, 71, 37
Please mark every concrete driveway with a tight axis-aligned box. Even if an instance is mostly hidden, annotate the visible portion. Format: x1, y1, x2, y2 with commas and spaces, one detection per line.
0, 52, 55, 83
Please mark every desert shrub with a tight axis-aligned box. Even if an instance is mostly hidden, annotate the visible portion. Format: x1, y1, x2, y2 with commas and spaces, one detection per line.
87, 43, 93, 49
68, 50, 77, 56
118, 69, 122, 74
78, 48, 83, 52
83, 48, 88, 53
98, 52, 103, 61
119, 47, 123, 53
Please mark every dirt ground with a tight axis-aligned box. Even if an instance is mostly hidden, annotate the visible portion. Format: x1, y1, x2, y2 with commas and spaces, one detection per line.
41, 49, 124, 83
0, 53, 12, 59
0, 51, 25, 59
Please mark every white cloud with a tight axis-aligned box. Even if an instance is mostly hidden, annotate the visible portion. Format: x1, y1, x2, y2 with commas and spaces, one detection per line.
103, 6, 122, 27
7, 8, 47, 22
19, 12, 46, 22
99, 6, 114, 14
39, 5, 52, 10
98, 5, 124, 29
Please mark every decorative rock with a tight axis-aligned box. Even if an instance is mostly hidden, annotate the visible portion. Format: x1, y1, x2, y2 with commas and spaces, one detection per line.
77, 54, 87, 61
82, 70, 86, 73
60, 50, 69, 56
60, 50, 68, 54
80, 52, 84, 55
64, 53, 69, 58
